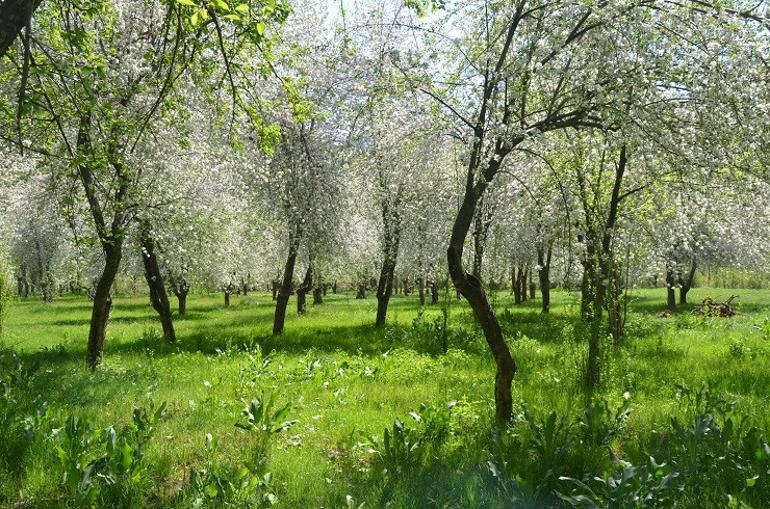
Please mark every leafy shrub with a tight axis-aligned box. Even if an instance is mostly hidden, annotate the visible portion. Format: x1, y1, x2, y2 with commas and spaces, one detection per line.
488, 397, 632, 503
235, 392, 296, 468
189, 433, 277, 508
50, 402, 166, 506
365, 401, 455, 477
557, 455, 680, 508
0, 355, 46, 474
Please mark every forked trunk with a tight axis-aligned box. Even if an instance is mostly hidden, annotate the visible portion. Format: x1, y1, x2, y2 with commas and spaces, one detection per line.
296, 264, 313, 315
139, 230, 176, 342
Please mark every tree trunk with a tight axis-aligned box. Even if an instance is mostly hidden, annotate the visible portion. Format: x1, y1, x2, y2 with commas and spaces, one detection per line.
271, 279, 279, 300
666, 268, 676, 311
296, 263, 313, 315
177, 291, 187, 315
375, 257, 396, 327
447, 167, 515, 422
528, 270, 535, 300
430, 279, 439, 304
241, 276, 248, 296
538, 243, 552, 313
273, 242, 298, 335
521, 269, 528, 303
679, 259, 697, 304
86, 245, 122, 369
313, 287, 323, 305
513, 266, 521, 304
0, 0, 42, 59
224, 288, 231, 307
356, 282, 366, 299
170, 275, 189, 315
418, 276, 425, 306
139, 229, 176, 342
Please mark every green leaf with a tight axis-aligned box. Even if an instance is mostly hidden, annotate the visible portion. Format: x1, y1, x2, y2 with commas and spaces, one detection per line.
235, 3, 250, 14
175, 0, 196, 6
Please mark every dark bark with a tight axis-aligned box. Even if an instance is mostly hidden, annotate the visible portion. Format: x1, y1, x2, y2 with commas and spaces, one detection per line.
521, 269, 528, 303
0, 0, 41, 59
224, 287, 231, 307
273, 240, 298, 335
447, 154, 516, 421
313, 287, 323, 305
375, 257, 396, 327
271, 279, 279, 300
418, 276, 425, 306
332, 281, 337, 294
79, 111, 130, 369
139, 228, 175, 342
666, 269, 676, 311
537, 243, 552, 313
356, 283, 366, 299
430, 279, 439, 304
679, 259, 697, 304
87, 245, 121, 368
170, 275, 189, 315
296, 263, 313, 315
241, 276, 248, 296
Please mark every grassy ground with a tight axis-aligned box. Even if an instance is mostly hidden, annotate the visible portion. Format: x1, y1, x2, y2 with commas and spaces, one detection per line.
1, 287, 770, 508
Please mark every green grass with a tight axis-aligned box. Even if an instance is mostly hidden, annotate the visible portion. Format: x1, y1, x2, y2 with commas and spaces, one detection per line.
2, 287, 770, 507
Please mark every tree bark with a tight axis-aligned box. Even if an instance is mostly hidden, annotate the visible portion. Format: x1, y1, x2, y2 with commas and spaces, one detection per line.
538, 243, 552, 313
139, 228, 175, 342
356, 282, 366, 299
296, 263, 313, 315
679, 259, 697, 304
666, 269, 676, 310
87, 245, 121, 368
224, 287, 231, 307
170, 275, 189, 315
447, 160, 516, 422
140, 238, 175, 340
0, 0, 41, 59
273, 240, 298, 335
375, 257, 396, 327
430, 279, 439, 304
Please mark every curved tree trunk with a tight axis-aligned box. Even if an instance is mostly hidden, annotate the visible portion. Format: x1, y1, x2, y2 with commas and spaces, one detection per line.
139, 229, 175, 342
87, 245, 122, 368
447, 173, 516, 422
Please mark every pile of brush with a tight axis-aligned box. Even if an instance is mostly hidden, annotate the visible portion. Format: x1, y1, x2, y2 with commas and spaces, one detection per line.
692, 295, 737, 317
